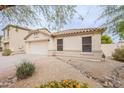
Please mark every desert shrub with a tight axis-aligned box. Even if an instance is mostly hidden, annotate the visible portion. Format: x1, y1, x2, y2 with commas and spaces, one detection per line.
112, 46, 124, 62
101, 35, 112, 44
37, 79, 89, 88
2, 49, 12, 56
16, 60, 35, 80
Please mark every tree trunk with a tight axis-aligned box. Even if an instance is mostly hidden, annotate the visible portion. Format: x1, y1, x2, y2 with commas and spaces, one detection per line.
0, 5, 15, 11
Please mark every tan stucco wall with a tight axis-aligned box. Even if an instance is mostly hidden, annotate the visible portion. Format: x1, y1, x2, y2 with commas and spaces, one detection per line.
101, 43, 124, 57
49, 32, 102, 59
25, 31, 102, 59
53, 33, 101, 52
26, 31, 50, 41
4, 27, 29, 52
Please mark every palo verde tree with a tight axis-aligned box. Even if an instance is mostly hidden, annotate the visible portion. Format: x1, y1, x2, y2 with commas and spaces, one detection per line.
99, 5, 124, 40
0, 5, 82, 31
116, 21, 124, 39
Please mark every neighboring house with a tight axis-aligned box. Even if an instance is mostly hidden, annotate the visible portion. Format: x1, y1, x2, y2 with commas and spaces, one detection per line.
2, 24, 105, 59
2, 25, 32, 52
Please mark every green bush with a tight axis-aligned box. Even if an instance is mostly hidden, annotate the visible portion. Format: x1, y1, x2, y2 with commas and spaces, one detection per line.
101, 35, 113, 44
16, 60, 35, 80
112, 46, 124, 62
2, 49, 12, 56
37, 79, 89, 88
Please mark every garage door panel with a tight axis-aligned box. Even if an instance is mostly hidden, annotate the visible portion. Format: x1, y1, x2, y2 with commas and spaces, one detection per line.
27, 41, 48, 55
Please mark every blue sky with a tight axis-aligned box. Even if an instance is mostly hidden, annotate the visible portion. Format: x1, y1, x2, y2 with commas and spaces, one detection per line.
0, 5, 117, 42
0, 5, 104, 32
64, 5, 104, 29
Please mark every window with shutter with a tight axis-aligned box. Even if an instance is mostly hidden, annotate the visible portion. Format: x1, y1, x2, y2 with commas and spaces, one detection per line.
57, 39, 63, 51
82, 37, 92, 52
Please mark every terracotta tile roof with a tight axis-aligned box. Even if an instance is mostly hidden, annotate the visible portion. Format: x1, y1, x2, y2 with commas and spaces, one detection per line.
2, 24, 106, 39
52, 28, 106, 36
35, 28, 51, 34
2, 24, 33, 31
2, 24, 50, 33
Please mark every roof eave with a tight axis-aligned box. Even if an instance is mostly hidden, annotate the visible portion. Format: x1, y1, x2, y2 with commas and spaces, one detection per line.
24, 30, 51, 40
2, 24, 32, 31
52, 28, 106, 37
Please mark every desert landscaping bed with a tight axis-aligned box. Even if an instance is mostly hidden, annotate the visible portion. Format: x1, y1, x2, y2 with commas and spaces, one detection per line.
56, 56, 124, 88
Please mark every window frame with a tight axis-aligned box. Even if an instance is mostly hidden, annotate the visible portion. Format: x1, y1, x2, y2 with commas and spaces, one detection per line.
57, 39, 63, 51
82, 36, 92, 52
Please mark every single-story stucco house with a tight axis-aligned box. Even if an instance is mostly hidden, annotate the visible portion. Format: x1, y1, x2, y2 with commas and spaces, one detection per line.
2, 24, 105, 60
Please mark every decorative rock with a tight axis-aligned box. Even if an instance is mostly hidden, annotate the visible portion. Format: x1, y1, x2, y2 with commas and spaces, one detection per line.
89, 77, 92, 79
104, 76, 112, 81
12, 77, 17, 83
113, 82, 121, 88
119, 71, 124, 79
99, 79, 105, 83
0, 76, 17, 88
103, 81, 108, 86
0, 82, 3, 86
111, 75, 117, 81
3, 82, 9, 86
108, 82, 113, 87
8, 77, 13, 80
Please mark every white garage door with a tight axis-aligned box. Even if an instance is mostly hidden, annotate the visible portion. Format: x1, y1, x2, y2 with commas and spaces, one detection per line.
27, 41, 48, 55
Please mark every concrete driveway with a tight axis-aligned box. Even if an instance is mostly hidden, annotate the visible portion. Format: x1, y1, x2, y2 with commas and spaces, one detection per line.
0, 54, 44, 80
0, 54, 44, 68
